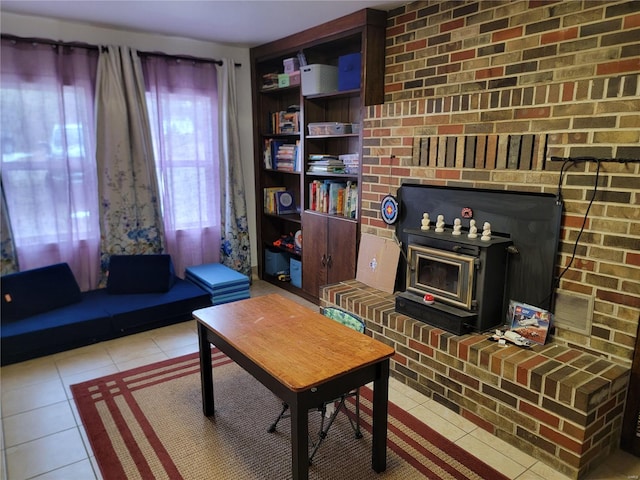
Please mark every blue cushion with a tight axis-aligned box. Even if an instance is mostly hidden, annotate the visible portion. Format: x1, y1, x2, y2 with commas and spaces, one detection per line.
0, 290, 112, 365
107, 254, 176, 294
103, 279, 211, 333
1, 263, 82, 321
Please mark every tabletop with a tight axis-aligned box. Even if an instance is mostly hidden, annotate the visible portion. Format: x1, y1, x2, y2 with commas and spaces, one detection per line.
194, 293, 395, 392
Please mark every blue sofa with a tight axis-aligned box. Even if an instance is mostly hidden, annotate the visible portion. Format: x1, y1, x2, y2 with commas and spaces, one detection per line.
1, 255, 212, 365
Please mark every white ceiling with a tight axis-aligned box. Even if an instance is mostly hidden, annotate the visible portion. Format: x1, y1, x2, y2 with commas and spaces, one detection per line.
1, 0, 404, 47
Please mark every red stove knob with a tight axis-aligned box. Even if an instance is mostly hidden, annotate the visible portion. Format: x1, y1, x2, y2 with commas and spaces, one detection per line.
423, 294, 435, 305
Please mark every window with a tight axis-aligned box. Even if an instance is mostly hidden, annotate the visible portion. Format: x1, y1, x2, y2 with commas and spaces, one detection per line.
0, 40, 100, 288
142, 56, 221, 274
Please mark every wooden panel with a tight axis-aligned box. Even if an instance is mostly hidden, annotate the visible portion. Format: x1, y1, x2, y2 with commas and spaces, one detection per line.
415, 134, 548, 171
622, 321, 640, 457
475, 135, 487, 169
464, 136, 476, 168
508, 135, 521, 169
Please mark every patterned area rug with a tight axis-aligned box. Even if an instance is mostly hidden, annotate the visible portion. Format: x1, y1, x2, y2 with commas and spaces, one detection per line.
71, 350, 509, 480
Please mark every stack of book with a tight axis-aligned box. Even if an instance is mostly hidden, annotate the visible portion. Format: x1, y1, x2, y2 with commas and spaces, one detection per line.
262, 73, 280, 90
263, 139, 301, 172
275, 142, 299, 172
308, 180, 358, 218
307, 154, 344, 173
270, 106, 300, 134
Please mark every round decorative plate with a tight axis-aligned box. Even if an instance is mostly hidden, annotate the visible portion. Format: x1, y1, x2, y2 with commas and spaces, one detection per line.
380, 194, 399, 225
294, 230, 302, 250
279, 192, 293, 207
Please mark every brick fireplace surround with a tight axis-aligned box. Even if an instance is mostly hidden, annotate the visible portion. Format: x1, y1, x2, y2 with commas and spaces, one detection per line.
321, 281, 629, 480
347, 1, 639, 479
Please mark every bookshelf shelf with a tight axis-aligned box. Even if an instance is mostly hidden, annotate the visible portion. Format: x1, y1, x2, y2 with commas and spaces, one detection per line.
251, 8, 386, 302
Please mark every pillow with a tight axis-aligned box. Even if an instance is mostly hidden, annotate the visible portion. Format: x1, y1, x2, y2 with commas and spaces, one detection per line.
1, 263, 82, 321
107, 254, 176, 294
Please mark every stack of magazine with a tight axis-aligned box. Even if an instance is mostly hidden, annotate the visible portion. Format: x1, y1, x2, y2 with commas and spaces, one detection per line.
307, 154, 344, 173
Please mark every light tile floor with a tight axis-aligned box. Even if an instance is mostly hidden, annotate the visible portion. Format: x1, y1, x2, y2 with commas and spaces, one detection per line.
1, 280, 638, 480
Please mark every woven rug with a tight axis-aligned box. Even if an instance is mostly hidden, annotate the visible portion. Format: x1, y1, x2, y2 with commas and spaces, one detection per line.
71, 350, 509, 480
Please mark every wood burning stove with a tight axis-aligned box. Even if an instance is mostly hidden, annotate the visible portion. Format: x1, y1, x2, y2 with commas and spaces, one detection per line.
396, 229, 513, 335
393, 184, 563, 337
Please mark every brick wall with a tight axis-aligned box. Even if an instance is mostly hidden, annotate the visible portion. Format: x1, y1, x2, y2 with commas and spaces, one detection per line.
321, 280, 630, 480
361, 0, 640, 365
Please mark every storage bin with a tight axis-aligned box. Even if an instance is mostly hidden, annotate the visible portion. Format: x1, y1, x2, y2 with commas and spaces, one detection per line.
308, 122, 352, 136
278, 73, 290, 88
290, 258, 302, 288
265, 249, 289, 276
338, 52, 361, 91
301, 64, 338, 96
283, 57, 299, 74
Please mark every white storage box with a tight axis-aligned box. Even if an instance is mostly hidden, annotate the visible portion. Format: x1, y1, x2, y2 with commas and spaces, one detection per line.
301, 64, 338, 96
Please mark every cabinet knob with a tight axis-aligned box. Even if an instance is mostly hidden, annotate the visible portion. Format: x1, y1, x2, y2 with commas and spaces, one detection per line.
326, 254, 332, 268
321, 254, 327, 266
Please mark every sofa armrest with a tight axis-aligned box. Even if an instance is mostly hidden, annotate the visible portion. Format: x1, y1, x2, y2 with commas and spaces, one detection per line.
1, 263, 82, 321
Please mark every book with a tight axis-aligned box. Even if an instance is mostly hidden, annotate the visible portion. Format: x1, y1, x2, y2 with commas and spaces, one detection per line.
507, 300, 553, 346
275, 190, 297, 215
263, 186, 286, 214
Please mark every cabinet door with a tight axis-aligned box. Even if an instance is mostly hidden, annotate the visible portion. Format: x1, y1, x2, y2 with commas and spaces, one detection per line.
302, 211, 328, 298
326, 216, 357, 284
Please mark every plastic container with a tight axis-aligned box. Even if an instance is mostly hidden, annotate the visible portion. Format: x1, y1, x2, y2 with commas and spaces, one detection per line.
301, 64, 338, 96
308, 122, 352, 135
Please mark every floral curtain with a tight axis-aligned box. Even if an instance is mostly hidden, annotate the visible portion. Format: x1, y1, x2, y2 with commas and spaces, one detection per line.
95, 46, 164, 278
218, 58, 251, 278
0, 180, 18, 275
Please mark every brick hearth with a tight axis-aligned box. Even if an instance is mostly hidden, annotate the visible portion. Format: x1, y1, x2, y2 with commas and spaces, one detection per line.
321, 280, 630, 480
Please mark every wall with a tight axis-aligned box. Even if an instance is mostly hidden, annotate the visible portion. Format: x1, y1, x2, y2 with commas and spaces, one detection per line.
361, 0, 640, 366
0, 12, 259, 268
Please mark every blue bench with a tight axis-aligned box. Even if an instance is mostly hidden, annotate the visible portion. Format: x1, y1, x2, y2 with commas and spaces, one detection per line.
1, 256, 211, 365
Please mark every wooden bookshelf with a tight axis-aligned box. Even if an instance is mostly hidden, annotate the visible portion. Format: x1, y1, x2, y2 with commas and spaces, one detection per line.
250, 8, 386, 302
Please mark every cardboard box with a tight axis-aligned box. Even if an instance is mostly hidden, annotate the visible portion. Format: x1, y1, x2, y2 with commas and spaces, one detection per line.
338, 52, 361, 91
278, 73, 290, 88
283, 57, 299, 74
356, 233, 401, 294
301, 64, 338, 96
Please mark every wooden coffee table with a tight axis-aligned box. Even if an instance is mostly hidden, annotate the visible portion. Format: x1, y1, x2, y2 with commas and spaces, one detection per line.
194, 293, 395, 480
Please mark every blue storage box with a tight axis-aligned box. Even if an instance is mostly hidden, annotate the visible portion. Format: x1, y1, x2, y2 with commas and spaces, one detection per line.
265, 249, 290, 276
338, 53, 361, 91
290, 258, 302, 288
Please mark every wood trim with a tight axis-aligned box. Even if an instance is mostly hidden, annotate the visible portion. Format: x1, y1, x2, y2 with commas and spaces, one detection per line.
621, 320, 640, 456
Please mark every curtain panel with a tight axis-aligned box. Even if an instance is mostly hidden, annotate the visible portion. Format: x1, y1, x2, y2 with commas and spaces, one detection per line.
0, 39, 101, 289
95, 45, 165, 279
141, 55, 222, 276
219, 58, 251, 278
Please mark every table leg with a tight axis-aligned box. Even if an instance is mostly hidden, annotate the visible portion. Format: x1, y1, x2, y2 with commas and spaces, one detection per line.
198, 322, 215, 417
290, 399, 308, 480
371, 359, 389, 473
